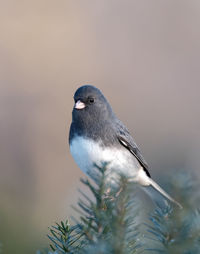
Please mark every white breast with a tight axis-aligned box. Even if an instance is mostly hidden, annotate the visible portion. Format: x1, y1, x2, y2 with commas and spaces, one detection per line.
70, 136, 141, 182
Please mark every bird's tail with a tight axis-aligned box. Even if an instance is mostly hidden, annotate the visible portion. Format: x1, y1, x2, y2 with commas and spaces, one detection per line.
135, 168, 182, 209
147, 178, 182, 209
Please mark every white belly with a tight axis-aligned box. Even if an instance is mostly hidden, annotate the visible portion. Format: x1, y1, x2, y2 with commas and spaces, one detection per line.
70, 136, 141, 181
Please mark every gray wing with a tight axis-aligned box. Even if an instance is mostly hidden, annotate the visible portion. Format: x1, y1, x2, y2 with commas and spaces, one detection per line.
115, 119, 151, 178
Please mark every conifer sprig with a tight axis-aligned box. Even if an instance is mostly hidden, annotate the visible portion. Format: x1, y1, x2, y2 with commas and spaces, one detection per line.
41, 168, 200, 254
76, 163, 142, 254
45, 163, 142, 254
146, 172, 200, 254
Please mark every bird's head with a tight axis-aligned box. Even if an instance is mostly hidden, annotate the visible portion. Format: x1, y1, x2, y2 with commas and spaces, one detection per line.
72, 85, 114, 123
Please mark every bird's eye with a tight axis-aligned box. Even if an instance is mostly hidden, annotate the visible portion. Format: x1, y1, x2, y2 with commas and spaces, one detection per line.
89, 98, 94, 104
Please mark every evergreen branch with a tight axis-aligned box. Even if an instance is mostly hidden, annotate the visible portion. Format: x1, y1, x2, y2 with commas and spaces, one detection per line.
146, 172, 200, 254
47, 220, 84, 253
74, 163, 143, 254
41, 167, 200, 254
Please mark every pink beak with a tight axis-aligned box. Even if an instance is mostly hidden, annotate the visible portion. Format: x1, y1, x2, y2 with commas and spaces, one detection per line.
74, 100, 86, 109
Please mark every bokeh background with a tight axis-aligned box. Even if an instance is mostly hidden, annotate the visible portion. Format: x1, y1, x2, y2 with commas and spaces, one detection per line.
0, 0, 200, 253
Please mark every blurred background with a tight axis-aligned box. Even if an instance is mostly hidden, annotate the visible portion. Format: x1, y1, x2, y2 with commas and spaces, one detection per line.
0, 0, 200, 253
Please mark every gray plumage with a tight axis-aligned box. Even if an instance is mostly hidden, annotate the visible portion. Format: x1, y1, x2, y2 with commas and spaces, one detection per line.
69, 86, 148, 170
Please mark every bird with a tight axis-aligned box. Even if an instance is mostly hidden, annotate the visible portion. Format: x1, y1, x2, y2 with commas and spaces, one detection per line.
69, 85, 182, 208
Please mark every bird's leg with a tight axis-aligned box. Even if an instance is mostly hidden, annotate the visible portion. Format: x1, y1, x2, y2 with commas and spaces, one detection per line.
104, 186, 123, 200
104, 187, 111, 197
115, 186, 123, 198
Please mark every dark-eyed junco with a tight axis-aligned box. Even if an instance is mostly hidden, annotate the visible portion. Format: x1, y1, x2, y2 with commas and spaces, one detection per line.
69, 85, 181, 208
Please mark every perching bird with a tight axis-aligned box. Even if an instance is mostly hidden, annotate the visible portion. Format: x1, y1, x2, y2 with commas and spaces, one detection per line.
69, 85, 181, 208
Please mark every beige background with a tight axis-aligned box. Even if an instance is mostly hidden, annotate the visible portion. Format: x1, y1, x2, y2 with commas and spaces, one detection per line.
0, 1, 200, 253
